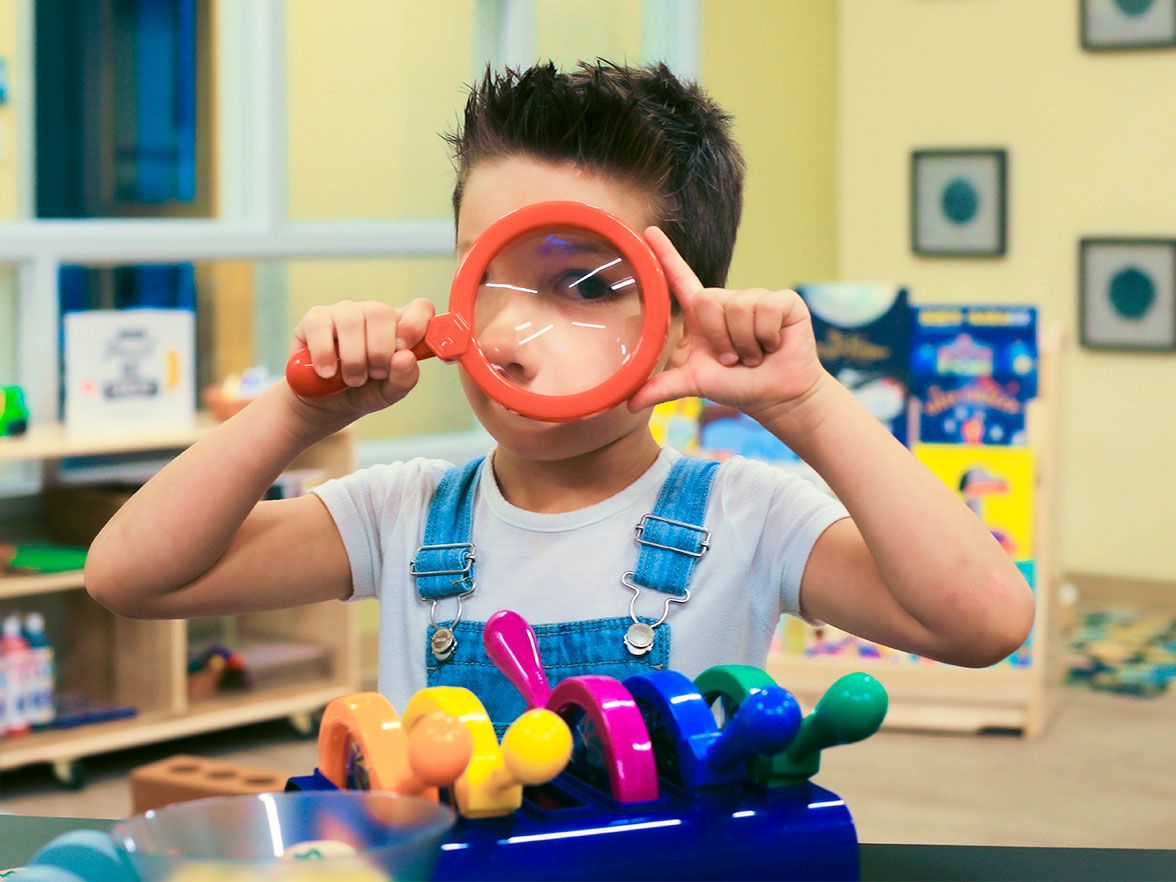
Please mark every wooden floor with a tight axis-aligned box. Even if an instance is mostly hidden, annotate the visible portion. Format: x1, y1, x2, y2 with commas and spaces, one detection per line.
1, 687, 1174, 849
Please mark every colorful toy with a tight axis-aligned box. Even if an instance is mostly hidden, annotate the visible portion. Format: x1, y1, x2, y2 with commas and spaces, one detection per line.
316, 687, 571, 819
0, 385, 29, 436
284, 611, 888, 880
23, 609, 887, 880
287, 201, 670, 422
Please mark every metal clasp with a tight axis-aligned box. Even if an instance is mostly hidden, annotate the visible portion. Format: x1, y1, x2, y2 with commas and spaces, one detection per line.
620, 572, 690, 628
634, 514, 711, 558
409, 542, 476, 579
428, 587, 476, 631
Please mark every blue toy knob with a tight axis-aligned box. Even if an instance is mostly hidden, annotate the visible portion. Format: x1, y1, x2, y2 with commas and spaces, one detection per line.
706, 685, 801, 774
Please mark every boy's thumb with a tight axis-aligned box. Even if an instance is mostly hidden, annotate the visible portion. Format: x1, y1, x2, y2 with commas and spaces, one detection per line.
628, 369, 687, 413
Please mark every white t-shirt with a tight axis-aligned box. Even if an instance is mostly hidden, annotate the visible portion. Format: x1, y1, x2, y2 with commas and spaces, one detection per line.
312, 447, 848, 711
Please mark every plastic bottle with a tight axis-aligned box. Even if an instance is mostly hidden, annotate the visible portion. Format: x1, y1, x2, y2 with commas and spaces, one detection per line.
2, 613, 31, 736
23, 612, 56, 728
0, 644, 8, 739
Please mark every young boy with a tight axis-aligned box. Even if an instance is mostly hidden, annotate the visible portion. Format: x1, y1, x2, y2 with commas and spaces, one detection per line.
86, 62, 1033, 729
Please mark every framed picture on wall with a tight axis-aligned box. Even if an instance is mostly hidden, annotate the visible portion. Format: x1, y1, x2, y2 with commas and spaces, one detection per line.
1079, 238, 1176, 351
911, 148, 1008, 258
1081, 0, 1176, 51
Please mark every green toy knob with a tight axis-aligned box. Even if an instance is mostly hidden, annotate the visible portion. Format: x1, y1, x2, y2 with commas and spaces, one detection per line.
784, 672, 888, 767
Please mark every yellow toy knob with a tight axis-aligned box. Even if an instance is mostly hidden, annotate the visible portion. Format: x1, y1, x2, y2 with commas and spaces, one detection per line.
501, 708, 573, 786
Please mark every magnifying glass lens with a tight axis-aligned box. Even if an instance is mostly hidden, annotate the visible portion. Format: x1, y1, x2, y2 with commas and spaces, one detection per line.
473, 228, 644, 398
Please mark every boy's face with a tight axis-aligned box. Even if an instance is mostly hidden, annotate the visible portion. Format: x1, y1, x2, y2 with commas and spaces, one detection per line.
455, 155, 684, 461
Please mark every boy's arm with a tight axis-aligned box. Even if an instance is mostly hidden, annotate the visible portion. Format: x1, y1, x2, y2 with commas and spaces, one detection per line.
763, 377, 1034, 668
85, 384, 351, 619
86, 298, 434, 620
632, 229, 1033, 669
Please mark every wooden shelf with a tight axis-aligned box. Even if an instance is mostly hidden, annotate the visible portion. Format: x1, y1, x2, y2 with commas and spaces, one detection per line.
0, 570, 86, 601
766, 655, 1042, 734
0, 680, 351, 772
0, 421, 360, 782
0, 414, 217, 463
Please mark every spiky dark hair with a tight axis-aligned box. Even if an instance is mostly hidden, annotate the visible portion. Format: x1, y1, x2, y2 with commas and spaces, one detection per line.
445, 60, 745, 290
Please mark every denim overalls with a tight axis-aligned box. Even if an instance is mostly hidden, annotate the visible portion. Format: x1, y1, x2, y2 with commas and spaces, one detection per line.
411, 454, 720, 734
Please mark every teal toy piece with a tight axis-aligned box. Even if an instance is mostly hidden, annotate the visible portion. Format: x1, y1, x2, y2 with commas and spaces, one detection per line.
624, 669, 801, 789
5, 867, 87, 882
696, 666, 888, 786
24, 829, 135, 882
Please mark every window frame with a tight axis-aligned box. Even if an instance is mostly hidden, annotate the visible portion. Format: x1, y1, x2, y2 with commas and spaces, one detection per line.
0, 0, 700, 442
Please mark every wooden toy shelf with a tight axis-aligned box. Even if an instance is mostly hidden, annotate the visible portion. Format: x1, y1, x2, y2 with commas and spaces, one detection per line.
765, 327, 1065, 738
0, 414, 360, 787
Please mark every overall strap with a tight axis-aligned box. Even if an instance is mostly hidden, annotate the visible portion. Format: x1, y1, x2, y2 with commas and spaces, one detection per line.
630, 456, 721, 597
412, 456, 485, 601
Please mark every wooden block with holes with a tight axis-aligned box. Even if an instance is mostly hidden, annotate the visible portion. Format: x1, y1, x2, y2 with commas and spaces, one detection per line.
130, 754, 289, 813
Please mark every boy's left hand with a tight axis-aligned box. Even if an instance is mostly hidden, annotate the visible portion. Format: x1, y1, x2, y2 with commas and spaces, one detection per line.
628, 227, 827, 424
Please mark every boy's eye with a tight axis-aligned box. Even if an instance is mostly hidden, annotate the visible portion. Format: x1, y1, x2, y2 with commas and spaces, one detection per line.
558, 270, 618, 303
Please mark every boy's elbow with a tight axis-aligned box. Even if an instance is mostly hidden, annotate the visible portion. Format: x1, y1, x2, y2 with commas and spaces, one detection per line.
946, 569, 1037, 668
84, 547, 150, 619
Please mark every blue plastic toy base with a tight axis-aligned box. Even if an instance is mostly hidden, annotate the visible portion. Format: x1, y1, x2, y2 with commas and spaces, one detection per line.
286, 769, 859, 881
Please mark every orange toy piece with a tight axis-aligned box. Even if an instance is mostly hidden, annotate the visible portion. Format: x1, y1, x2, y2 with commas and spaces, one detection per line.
317, 692, 472, 799
401, 686, 572, 819
129, 754, 287, 813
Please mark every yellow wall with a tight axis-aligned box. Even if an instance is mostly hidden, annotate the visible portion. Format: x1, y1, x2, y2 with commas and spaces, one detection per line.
838, 0, 1176, 581
284, 1, 477, 441
0, 0, 20, 219
700, 0, 839, 288
535, 0, 643, 68
285, 0, 475, 220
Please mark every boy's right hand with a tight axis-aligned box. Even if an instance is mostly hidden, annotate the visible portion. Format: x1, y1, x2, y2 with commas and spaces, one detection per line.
286, 298, 435, 432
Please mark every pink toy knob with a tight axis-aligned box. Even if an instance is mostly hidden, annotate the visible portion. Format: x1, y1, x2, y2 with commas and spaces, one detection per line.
484, 610, 553, 708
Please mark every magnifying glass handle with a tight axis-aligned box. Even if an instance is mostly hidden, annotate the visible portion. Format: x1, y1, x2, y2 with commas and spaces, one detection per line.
285, 338, 434, 398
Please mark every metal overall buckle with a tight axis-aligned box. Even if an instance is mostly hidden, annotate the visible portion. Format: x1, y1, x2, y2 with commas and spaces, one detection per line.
634, 514, 711, 557
427, 587, 475, 661
620, 572, 690, 657
412, 542, 477, 661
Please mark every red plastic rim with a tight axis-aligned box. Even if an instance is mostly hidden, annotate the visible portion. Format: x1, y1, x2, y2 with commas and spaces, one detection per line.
449, 201, 670, 422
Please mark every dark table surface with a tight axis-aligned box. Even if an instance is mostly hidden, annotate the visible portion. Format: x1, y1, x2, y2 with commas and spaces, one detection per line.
2, 814, 1174, 881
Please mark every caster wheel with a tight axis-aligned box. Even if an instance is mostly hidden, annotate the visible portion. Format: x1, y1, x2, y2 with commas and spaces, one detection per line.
51, 759, 87, 791
288, 709, 323, 740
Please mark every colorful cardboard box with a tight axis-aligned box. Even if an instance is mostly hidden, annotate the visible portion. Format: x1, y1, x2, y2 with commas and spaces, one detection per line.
911, 305, 1038, 446
799, 283, 911, 445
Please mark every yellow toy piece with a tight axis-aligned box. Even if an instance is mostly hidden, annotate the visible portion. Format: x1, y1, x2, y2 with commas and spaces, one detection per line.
317, 692, 472, 801
402, 687, 572, 819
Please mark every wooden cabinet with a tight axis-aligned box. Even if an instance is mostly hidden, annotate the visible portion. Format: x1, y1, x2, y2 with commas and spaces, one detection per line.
0, 415, 359, 785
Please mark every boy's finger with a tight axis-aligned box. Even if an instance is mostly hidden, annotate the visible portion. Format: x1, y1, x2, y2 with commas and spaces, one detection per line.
302, 311, 339, 378
396, 298, 435, 350
333, 306, 369, 387
725, 292, 763, 365
365, 304, 396, 380
644, 226, 702, 311
627, 367, 691, 413
694, 292, 740, 366
754, 295, 785, 353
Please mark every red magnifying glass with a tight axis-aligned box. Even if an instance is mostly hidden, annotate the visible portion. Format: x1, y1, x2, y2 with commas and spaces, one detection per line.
285, 201, 670, 422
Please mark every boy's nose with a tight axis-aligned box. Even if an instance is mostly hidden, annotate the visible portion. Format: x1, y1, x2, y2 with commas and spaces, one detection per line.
475, 295, 547, 389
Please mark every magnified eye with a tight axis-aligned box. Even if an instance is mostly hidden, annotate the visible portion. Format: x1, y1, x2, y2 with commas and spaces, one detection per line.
560, 270, 617, 302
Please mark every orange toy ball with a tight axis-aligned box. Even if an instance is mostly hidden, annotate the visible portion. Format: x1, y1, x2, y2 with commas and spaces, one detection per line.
408, 711, 474, 786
